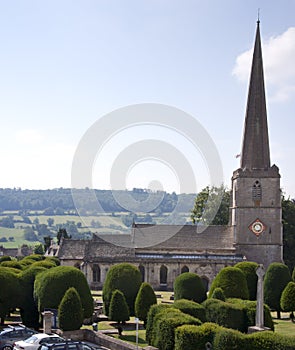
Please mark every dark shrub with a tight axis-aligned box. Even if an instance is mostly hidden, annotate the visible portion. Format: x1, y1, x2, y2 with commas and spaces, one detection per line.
173, 299, 206, 322
102, 263, 141, 316
58, 287, 83, 331
208, 267, 249, 299
174, 272, 206, 303
246, 331, 295, 350
264, 262, 291, 318
210, 287, 225, 301
135, 282, 157, 325
280, 281, 295, 314
235, 261, 259, 300
109, 289, 129, 323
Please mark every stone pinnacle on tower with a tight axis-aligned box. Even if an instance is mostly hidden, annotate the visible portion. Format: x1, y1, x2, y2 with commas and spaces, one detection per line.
240, 20, 271, 170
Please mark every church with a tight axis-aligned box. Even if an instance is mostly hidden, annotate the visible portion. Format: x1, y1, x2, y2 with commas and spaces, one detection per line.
48, 21, 283, 291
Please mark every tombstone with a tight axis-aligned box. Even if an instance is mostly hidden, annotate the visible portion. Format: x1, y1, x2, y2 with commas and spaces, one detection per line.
42, 311, 53, 334
248, 264, 271, 333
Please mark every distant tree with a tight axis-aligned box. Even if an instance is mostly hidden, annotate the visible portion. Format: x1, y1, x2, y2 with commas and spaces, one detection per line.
36, 224, 51, 237
47, 218, 54, 227
234, 261, 259, 300
8, 236, 14, 242
58, 287, 83, 331
33, 217, 39, 225
109, 289, 130, 324
43, 236, 52, 252
0, 237, 8, 242
77, 222, 82, 228
22, 216, 32, 224
191, 186, 230, 225
0, 216, 15, 228
24, 227, 38, 242
135, 282, 157, 326
264, 262, 292, 319
103, 263, 142, 316
34, 244, 44, 255
280, 281, 295, 321
208, 267, 249, 300
44, 207, 54, 215
57, 228, 70, 245
55, 207, 65, 215
174, 272, 207, 303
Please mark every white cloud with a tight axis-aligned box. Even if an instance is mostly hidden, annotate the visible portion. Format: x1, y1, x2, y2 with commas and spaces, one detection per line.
15, 129, 43, 144
232, 27, 295, 102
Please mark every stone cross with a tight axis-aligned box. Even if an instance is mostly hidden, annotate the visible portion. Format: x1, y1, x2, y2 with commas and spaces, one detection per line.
256, 264, 265, 328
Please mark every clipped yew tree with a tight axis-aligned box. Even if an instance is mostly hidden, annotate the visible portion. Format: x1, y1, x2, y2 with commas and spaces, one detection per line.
34, 266, 93, 319
208, 267, 249, 299
0, 267, 21, 324
174, 272, 206, 303
210, 287, 226, 301
58, 287, 83, 331
19, 266, 47, 328
135, 282, 157, 326
264, 262, 291, 319
109, 289, 130, 324
103, 263, 141, 316
280, 281, 295, 319
234, 261, 258, 300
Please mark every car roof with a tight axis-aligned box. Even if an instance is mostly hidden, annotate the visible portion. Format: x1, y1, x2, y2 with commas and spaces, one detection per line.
27, 334, 61, 339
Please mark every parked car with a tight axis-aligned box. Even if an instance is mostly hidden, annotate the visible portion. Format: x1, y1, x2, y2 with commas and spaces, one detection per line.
39, 341, 105, 350
0, 325, 37, 350
13, 333, 64, 350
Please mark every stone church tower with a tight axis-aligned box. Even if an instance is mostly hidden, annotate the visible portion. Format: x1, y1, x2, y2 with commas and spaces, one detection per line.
231, 21, 283, 267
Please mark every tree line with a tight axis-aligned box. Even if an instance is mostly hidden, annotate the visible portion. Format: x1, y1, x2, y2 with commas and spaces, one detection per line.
0, 188, 195, 213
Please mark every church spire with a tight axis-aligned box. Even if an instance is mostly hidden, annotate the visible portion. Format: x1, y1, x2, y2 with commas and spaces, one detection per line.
240, 21, 270, 170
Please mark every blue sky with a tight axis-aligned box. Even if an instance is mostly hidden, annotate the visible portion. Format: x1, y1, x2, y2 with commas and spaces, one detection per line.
0, 1, 294, 197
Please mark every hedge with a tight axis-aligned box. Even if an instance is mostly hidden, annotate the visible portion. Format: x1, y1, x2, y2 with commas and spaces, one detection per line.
234, 261, 259, 300
175, 323, 219, 350
173, 299, 206, 322
152, 308, 201, 350
146, 304, 172, 345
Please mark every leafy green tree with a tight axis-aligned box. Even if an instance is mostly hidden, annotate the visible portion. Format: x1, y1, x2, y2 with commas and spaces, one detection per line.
283, 197, 295, 272
174, 272, 206, 303
208, 267, 249, 300
135, 282, 157, 326
103, 263, 141, 316
109, 289, 130, 324
234, 261, 258, 300
191, 186, 230, 225
24, 227, 38, 242
47, 218, 54, 227
280, 281, 295, 320
34, 244, 44, 255
34, 266, 93, 318
58, 287, 83, 331
264, 262, 291, 319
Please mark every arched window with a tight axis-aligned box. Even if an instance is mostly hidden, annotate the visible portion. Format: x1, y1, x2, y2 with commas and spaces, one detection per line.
201, 276, 209, 292
181, 265, 189, 274
252, 180, 262, 205
139, 265, 145, 282
160, 265, 168, 284
92, 264, 101, 283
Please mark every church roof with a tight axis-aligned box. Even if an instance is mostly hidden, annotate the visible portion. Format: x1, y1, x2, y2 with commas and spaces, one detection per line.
57, 224, 236, 261
240, 21, 271, 170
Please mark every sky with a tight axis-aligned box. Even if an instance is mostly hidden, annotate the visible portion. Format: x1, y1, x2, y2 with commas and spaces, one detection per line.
0, 1, 295, 197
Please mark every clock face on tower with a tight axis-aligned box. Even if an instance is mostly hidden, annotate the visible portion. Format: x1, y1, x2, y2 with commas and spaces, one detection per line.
248, 218, 266, 236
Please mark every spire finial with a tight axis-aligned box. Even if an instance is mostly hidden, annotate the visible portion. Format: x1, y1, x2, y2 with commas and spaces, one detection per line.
257, 8, 260, 24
